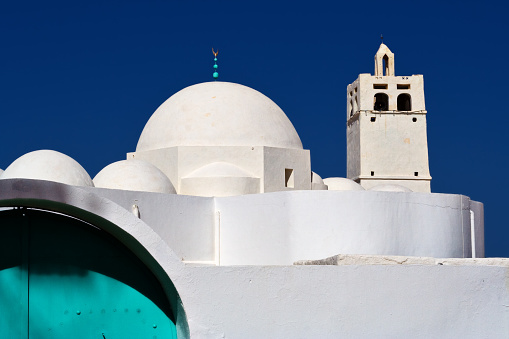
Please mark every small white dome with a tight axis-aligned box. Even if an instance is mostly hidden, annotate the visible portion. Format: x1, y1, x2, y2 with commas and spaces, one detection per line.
323, 177, 365, 191
0, 150, 93, 187
0, 169, 3, 175
311, 171, 324, 184
136, 82, 303, 151
311, 171, 328, 190
369, 184, 413, 192
93, 160, 176, 194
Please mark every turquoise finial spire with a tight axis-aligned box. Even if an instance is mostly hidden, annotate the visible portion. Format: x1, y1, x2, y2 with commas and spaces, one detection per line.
212, 48, 219, 80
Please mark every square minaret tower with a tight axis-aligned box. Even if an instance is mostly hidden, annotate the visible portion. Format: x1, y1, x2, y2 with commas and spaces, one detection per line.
346, 43, 431, 192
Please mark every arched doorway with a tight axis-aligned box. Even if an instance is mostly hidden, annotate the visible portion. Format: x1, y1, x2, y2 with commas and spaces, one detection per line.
0, 208, 179, 338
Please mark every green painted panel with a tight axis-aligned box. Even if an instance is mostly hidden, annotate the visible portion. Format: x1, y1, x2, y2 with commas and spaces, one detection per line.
0, 267, 27, 339
0, 209, 178, 339
0, 210, 28, 339
29, 263, 176, 339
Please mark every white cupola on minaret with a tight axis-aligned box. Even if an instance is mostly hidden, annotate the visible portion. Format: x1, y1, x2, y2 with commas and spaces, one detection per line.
374, 43, 395, 76
346, 43, 431, 193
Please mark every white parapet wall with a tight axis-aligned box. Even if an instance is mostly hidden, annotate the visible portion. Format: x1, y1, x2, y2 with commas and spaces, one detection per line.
84, 187, 484, 265
215, 190, 480, 265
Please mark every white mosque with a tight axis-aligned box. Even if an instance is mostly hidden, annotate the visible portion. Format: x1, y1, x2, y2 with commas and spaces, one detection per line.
0, 44, 507, 338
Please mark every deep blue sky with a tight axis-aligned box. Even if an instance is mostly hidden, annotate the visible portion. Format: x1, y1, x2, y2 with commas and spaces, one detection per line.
1, 1, 507, 257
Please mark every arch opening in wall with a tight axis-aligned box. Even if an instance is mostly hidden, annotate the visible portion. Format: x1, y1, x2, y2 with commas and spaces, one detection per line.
397, 93, 412, 111
374, 93, 389, 111
383, 54, 389, 76
0, 207, 182, 338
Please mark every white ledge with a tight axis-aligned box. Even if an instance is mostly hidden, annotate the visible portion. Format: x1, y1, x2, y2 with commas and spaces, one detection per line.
294, 254, 509, 267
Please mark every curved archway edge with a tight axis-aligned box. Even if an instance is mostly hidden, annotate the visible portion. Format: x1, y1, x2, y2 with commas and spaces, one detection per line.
0, 179, 190, 338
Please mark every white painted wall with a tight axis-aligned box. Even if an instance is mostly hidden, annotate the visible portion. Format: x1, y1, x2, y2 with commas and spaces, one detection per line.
181, 176, 260, 197
346, 115, 361, 178
83, 186, 216, 263
262, 147, 311, 192
10, 179, 483, 267
348, 73, 426, 113
471, 200, 485, 258
354, 113, 431, 191
129, 145, 311, 196
215, 191, 480, 265
83, 188, 483, 265
181, 263, 509, 338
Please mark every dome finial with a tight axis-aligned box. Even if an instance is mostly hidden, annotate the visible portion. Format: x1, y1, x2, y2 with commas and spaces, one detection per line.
212, 48, 219, 80
381, 34, 383, 44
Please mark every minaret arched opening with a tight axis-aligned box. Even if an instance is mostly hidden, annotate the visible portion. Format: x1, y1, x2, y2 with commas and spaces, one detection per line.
374, 93, 389, 111
383, 54, 389, 76
397, 93, 412, 111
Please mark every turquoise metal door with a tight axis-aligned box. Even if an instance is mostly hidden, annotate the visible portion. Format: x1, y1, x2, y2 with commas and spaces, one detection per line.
0, 208, 178, 339
0, 211, 28, 338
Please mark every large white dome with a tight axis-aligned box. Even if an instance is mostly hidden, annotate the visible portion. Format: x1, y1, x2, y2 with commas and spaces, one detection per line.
0, 150, 93, 187
136, 82, 303, 151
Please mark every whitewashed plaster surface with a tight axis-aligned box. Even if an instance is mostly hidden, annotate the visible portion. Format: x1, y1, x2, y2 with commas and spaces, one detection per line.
374, 43, 395, 76
129, 146, 311, 196
127, 81, 312, 197
0, 150, 93, 187
323, 177, 364, 191
348, 112, 431, 192
180, 162, 260, 197
216, 190, 477, 264
136, 81, 303, 151
369, 183, 413, 192
346, 44, 430, 193
0, 179, 501, 339
311, 171, 327, 190
347, 73, 426, 115
87, 186, 216, 262
94, 159, 176, 193
182, 264, 509, 338
81, 187, 482, 265
471, 200, 485, 257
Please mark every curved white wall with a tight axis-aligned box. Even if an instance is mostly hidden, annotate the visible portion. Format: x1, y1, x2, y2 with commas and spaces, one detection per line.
79, 188, 481, 265
216, 191, 479, 265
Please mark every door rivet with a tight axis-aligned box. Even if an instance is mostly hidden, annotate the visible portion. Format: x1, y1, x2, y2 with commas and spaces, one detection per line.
153, 324, 157, 329
76, 311, 81, 315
